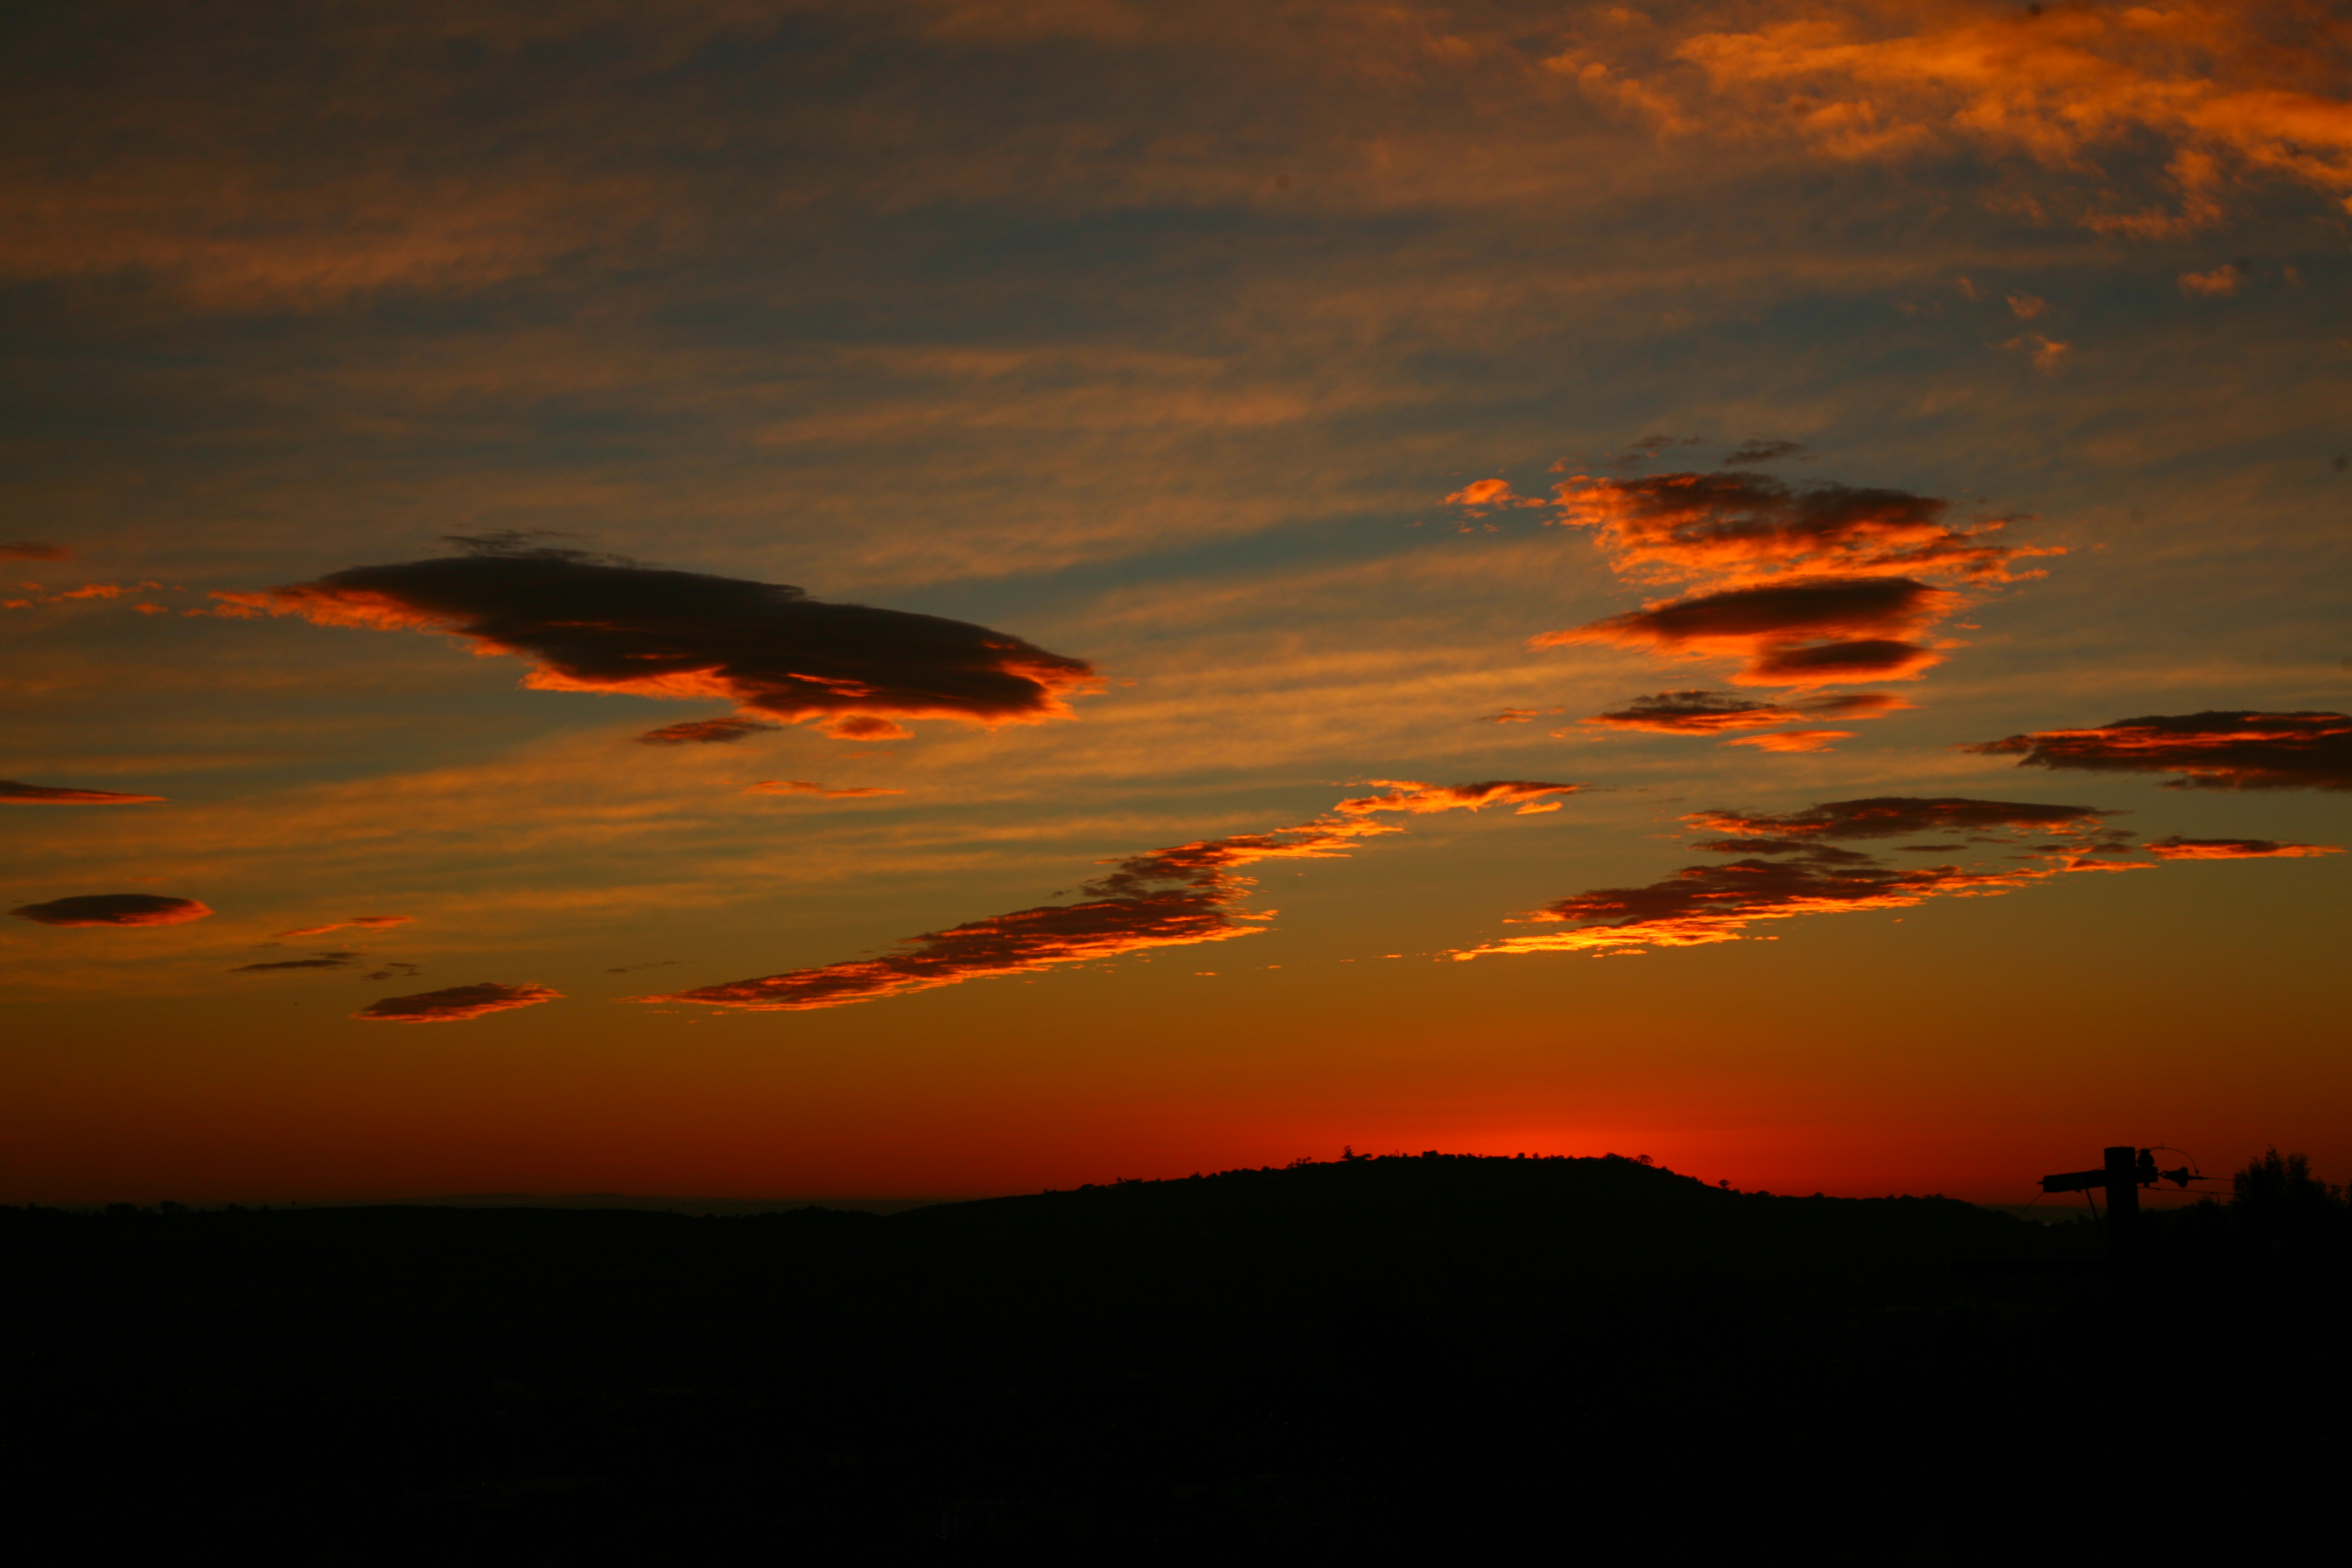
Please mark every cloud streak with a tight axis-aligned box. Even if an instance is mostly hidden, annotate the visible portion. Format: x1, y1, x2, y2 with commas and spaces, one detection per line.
11, 893, 212, 927
2143, 835, 2343, 860
1, 779, 166, 804
354, 982, 559, 1023
633, 778, 1581, 1013
273, 915, 413, 937
230, 949, 361, 972
1451, 792, 2335, 961
745, 780, 906, 799
1964, 711, 2352, 791
213, 545, 1100, 740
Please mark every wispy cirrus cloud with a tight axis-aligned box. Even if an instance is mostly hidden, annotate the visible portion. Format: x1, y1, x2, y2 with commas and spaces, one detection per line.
1964, 711, 2352, 791
633, 778, 1581, 1013
745, 780, 906, 799
1453, 855, 2047, 957
274, 914, 413, 937
1475, 705, 1564, 724
211, 542, 1100, 740
1555, 0, 2352, 237
2143, 835, 2343, 859
1684, 795, 2110, 842
355, 981, 559, 1023
11, 893, 212, 927
1451, 788, 2334, 961
1, 779, 166, 804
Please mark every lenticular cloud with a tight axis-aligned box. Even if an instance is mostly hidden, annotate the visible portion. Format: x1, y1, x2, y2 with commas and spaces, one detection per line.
1965, 711, 2352, 792
634, 778, 1582, 1013
355, 982, 560, 1022
1, 778, 166, 804
214, 547, 1099, 739
11, 893, 212, 927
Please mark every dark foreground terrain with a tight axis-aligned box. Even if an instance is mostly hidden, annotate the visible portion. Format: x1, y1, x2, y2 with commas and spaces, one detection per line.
5, 1153, 2344, 1562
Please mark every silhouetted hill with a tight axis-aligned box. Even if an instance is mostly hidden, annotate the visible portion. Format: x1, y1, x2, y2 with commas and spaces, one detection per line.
1, 1155, 2337, 1562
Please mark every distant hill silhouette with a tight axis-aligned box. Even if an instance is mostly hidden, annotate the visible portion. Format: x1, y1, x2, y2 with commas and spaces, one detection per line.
2, 1153, 2339, 1560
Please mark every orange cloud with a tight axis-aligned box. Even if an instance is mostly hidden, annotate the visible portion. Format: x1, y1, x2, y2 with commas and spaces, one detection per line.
1576, 2, 2352, 236
635, 779, 1580, 1013
1537, 576, 1957, 689
273, 915, 414, 937
1724, 729, 1850, 753
1454, 855, 2048, 957
634, 717, 783, 746
11, 893, 212, 927
1476, 705, 1565, 724
1332, 779, 1585, 816
2179, 263, 2243, 296
745, 780, 906, 799
1, 779, 166, 804
1, 541, 66, 561
1543, 471, 2054, 587
212, 544, 1099, 739
1964, 710, 2352, 791
2143, 835, 2343, 859
1685, 795, 2111, 842
355, 982, 560, 1023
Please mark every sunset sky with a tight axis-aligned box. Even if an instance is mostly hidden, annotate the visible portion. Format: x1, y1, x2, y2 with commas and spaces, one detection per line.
5, 0, 2347, 1206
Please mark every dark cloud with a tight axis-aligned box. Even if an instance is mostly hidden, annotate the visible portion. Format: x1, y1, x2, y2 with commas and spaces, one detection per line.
274, 914, 412, 937
1963, 711, 2352, 791
1580, 689, 1910, 736
634, 717, 784, 746
2143, 836, 2344, 860
1537, 576, 1954, 689
0, 778, 166, 804
229, 949, 360, 972
11, 893, 213, 927
1688, 836, 1876, 864
355, 981, 559, 1023
1546, 471, 2053, 586
1684, 795, 2111, 841
1723, 439, 1808, 466
1, 541, 67, 561
1582, 691, 1794, 734
363, 961, 422, 982
604, 960, 677, 974
634, 780, 1578, 1013
213, 550, 1100, 739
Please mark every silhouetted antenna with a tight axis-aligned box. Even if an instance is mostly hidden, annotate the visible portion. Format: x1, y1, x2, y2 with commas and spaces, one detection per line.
2039, 1145, 2227, 1258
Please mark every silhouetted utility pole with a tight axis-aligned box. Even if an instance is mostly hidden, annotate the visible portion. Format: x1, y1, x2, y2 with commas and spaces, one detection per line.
2040, 1146, 2219, 1261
